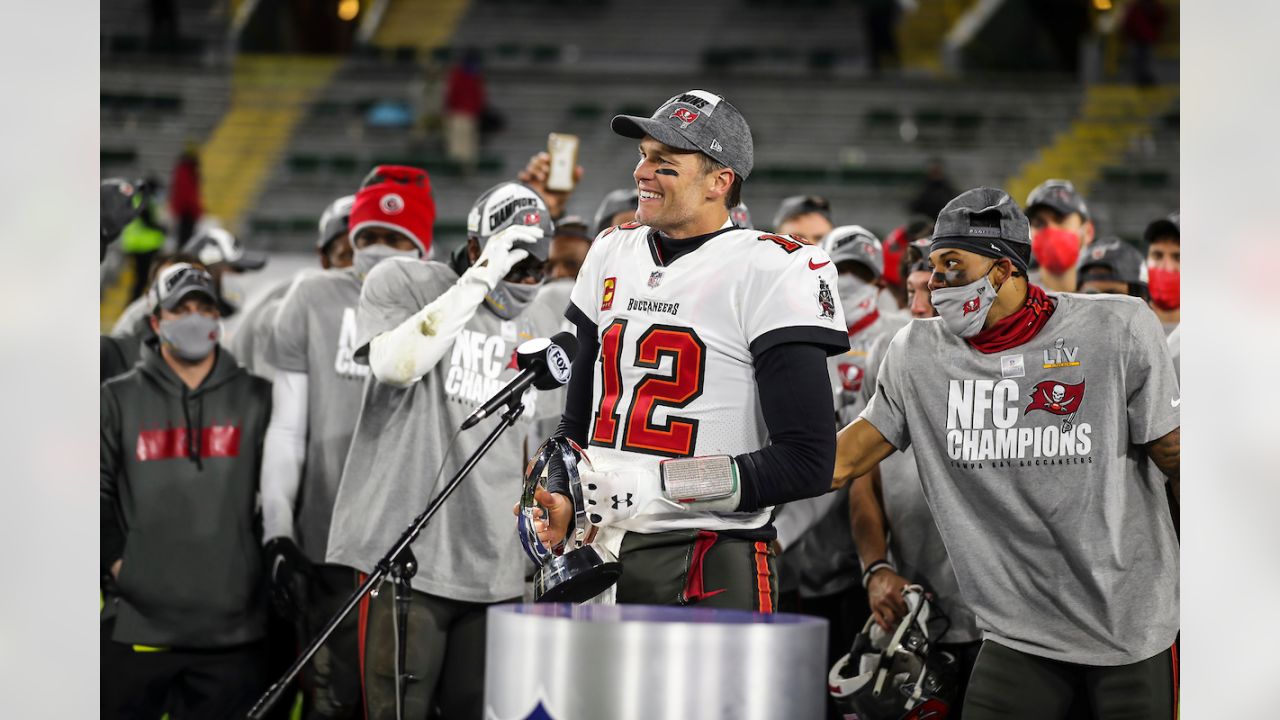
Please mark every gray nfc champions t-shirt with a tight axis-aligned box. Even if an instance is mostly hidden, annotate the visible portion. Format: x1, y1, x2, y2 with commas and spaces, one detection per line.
861, 291, 1179, 665
325, 258, 563, 602
265, 267, 367, 564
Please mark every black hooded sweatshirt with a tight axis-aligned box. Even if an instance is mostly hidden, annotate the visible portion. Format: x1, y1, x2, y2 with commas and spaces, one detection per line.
101, 339, 272, 648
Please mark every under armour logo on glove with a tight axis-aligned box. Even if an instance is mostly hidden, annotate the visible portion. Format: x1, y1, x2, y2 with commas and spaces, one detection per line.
582, 466, 652, 526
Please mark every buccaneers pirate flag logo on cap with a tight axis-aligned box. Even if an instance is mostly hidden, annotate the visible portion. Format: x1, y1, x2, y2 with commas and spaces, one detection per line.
1026, 380, 1085, 432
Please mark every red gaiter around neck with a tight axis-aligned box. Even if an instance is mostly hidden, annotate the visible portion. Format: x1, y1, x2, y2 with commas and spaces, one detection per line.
967, 284, 1056, 354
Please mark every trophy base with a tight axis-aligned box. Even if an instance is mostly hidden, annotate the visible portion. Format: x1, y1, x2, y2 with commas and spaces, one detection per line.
534, 546, 623, 603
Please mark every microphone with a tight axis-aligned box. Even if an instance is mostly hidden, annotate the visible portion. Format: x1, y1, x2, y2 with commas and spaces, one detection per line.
460, 331, 577, 430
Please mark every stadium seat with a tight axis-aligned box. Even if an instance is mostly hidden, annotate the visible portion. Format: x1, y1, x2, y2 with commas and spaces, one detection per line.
101, 148, 138, 167
287, 155, 323, 175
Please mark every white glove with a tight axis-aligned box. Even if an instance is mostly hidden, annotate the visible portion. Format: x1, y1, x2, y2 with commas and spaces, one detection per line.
583, 466, 658, 527
461, 225, 542, 290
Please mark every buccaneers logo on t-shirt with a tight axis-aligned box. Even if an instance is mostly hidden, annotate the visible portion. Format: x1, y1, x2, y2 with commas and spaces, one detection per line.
1026, 379, 1085, 431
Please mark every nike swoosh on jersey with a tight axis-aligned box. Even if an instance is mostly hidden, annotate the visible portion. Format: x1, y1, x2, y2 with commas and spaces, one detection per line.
1171, 397, 1180, 407
808, 259, 830, 270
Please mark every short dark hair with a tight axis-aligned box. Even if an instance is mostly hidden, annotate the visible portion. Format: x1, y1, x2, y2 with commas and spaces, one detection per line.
699, 154, 742, 209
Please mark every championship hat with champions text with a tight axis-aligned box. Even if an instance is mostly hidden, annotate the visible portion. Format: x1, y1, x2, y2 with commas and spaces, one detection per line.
611, 90, 754, 180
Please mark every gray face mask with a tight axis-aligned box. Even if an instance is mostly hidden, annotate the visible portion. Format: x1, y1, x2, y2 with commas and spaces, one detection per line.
836, 274, 879, 330
354, 244, 418, 279
484, 281, 540, 320
158, 313, 221, 361
929, 267, 1001, 338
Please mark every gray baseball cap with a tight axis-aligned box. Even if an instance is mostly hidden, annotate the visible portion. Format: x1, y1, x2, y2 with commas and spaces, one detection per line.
931, 187, 1033, 274
318, 194, 355, 249
1025, 178, 1090, 220
554, 215, 592, 242
592, 188, 638, 236
772, 195, 832, 230
611, 89, 754, 180
152, 262, 219, 311
1079, 236, 1148, 288
182, 227, 268, 271
822, 225, 884, 279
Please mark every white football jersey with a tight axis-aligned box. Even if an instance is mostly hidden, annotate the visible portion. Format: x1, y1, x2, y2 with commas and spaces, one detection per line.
568, 219, 849, 533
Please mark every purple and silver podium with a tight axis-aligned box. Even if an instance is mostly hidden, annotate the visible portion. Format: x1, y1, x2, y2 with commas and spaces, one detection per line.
484, 603, 829, 720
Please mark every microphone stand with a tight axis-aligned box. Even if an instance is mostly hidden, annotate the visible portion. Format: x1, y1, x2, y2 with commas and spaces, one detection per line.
247, 398, 528, 720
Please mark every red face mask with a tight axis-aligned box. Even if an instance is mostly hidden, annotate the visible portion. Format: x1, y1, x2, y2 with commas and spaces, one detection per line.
1147, 265, 1180, 310
1031, 227, 1081, 275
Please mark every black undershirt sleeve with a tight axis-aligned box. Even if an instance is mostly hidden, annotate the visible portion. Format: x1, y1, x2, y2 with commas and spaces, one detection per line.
733, 341, 837, 512
546, 304, 598, 496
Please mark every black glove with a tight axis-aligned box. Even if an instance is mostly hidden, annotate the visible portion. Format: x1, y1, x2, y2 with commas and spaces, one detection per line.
264, 537, 315, 620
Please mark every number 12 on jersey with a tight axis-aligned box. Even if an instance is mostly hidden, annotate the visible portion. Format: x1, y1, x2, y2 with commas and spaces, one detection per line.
590, 319, 707, 458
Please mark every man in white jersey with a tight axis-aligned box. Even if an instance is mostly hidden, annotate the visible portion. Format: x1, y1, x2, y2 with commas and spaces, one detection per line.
326, 181, 562, 718
832, 187, 1180, 719
260, 169, 435, 718
527, 90, 850, 611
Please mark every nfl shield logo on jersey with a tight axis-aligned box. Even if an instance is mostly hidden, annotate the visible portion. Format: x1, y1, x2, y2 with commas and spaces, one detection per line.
648, 270, 664, 289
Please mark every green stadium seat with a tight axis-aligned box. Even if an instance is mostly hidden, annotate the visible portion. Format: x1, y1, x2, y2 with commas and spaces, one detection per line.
476, 155, 503, 174
865, 108, 899, 131
287, 155, 322, 174
1137, 170, 1170, 189
494, 42, 522, 60
950, 112, 984, 132
914, 108, 946, 128
290, 217, 316, 233
328, 155, 359, 176
101, 148, 138, 167
807, 48, 837, 72
530, 45, 561, 64
312, 100, 343, 117
616, 103, 650, 119
757, 165, 830, 184
567, 102, 604, 122
1100, 167, 1131, 185
392, 46, 418, 65
250, 218, 283, 235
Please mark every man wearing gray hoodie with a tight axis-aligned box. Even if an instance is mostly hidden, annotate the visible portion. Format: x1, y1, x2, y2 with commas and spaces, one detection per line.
100, 263, 273, 720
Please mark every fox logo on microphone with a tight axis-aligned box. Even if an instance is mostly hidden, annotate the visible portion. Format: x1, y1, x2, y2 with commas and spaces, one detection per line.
547, 344, 571, 385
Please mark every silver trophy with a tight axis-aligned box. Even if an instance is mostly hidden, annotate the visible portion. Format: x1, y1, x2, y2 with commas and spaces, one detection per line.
518, 437, 622, 603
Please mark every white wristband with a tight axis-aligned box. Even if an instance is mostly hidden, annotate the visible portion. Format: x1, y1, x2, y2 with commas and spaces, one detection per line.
659, 455, 740, 512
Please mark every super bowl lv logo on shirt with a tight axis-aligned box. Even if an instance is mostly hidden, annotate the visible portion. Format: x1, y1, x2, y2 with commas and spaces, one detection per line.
945, 375, 1092, 468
